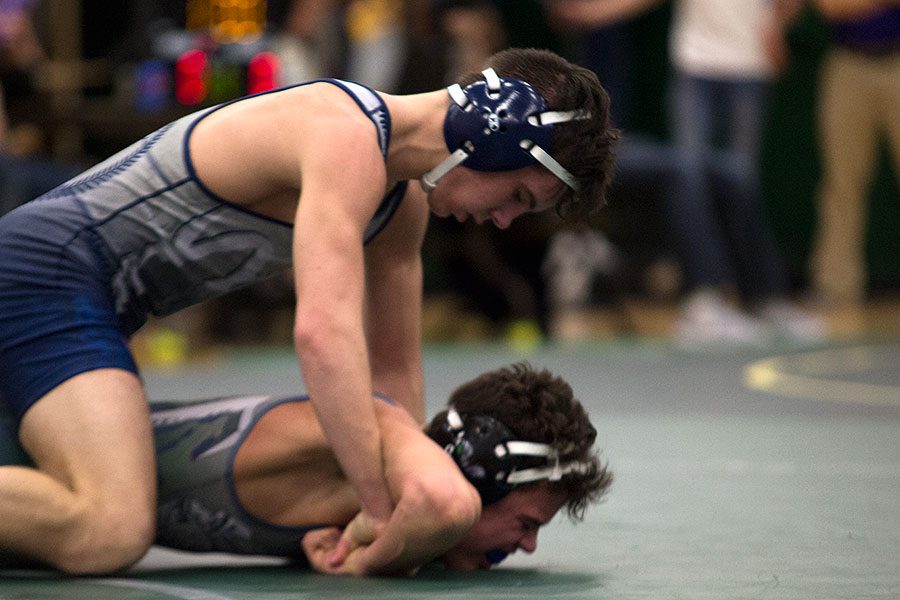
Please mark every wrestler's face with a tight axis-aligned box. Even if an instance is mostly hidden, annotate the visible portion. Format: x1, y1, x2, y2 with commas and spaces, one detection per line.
441, 483, 567, 571
427, 165, 564, 230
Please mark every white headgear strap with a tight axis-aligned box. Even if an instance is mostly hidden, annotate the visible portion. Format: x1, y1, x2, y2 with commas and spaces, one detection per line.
498, 440, 592, 484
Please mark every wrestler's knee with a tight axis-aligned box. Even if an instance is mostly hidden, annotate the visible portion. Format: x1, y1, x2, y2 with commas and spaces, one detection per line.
53, 496, 155, 575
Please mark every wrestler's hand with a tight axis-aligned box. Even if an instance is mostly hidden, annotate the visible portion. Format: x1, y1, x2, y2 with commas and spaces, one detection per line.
301, 527, 345, 574
326, 511, 385, 567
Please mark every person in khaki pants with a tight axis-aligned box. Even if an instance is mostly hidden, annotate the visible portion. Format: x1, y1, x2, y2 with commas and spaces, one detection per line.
810, 1, 900, 306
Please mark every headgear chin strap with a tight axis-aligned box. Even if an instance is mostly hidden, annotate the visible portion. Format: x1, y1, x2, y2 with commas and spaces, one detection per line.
420, 68, 590, 193
431, 407, 592, 505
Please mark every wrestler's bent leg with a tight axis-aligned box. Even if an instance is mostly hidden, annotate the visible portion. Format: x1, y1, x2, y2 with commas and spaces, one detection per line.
0, 369, 156, 574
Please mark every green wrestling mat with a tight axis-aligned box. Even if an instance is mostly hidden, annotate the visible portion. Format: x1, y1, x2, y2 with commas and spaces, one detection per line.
2, 339, 899, 599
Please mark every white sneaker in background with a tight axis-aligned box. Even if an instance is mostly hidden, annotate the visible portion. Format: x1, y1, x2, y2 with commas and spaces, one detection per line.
675, 289, 772, 347
757, 299, 828, 342
542, 229, 618, 310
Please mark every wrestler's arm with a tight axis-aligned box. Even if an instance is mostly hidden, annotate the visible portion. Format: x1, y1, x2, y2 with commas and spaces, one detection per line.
547, 0, 664, 29
812, 0, 897, 19
364, 185, 430, 423
292, 109, 394, 524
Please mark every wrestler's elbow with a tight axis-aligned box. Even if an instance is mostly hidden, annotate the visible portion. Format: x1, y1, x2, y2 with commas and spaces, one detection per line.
293, 309, 341, 363
437, 488, 481, 539
406, 475, 481, 538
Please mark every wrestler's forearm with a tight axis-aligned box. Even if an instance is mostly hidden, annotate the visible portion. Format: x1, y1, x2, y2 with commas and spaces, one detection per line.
295, 325, 393, 522
363, 195, 428, 423
548, 0, 664, 29
813, 0, 895, 19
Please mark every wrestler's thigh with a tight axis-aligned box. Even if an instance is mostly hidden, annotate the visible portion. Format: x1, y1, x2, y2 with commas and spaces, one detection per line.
19, 368, 156, 509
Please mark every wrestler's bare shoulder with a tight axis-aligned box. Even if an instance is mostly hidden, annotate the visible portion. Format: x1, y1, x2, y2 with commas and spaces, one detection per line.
188, 83, 384, 218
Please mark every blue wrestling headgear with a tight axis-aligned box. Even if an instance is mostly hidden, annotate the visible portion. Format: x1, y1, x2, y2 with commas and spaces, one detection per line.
420, 68, 591, 193
431, 407, 591, 505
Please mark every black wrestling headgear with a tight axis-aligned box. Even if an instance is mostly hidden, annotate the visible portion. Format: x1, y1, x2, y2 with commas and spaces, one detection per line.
429, 407, 591, 505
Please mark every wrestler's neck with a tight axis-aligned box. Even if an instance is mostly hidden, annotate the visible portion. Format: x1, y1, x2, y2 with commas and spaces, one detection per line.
381, 89, 452, 182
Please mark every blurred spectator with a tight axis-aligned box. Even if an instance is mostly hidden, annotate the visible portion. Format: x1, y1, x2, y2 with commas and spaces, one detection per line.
551, 0, 825, 345
344, 0, 407, 91
437, 0, 506, 80
276, 0, 408, 92
0, 0, 42, 70
272, 0, 337, 84
0, 0, 78, 216
419, 0, 557, 344
808, 1, 900, 308
543, 2, 678, 338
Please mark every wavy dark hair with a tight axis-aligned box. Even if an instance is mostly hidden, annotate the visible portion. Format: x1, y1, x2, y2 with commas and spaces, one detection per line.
425, 362, 612, 520
457, 47, 620, 220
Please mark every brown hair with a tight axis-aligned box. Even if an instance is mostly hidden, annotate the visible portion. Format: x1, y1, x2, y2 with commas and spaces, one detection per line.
425, 362, 613, 520
457, 48, 619, 220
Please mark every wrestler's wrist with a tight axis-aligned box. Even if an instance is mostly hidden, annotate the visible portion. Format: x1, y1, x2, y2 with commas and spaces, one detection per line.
354, 478, 393, 520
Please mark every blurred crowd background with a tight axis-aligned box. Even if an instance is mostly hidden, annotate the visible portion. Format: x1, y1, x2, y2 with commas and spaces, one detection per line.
1, 0, 898, 360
